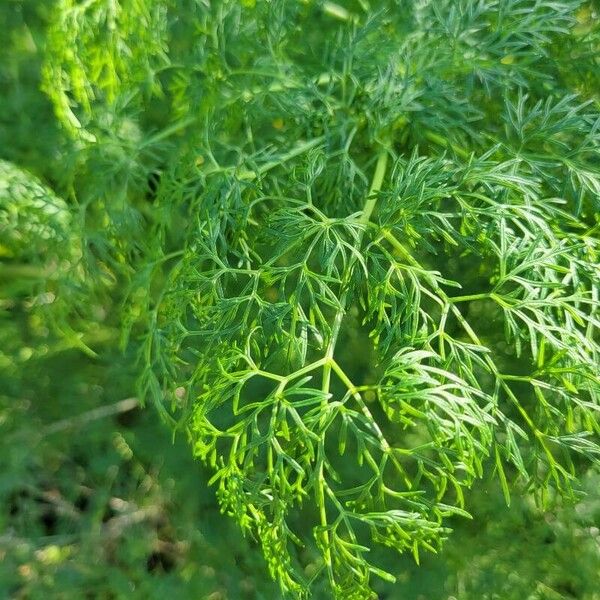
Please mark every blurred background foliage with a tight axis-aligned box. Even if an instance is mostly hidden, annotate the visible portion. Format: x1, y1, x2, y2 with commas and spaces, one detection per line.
1, 1, 600, 598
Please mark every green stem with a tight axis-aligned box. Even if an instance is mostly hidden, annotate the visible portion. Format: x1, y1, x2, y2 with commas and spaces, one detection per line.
149, 249, 185, 265
360, 151, 389, 226
316, 147, 389, 581
331, 359, 390, 451
448, 293, 491, 303
287, 358, 327, 382
323, 1, 356, 22
237, 137, 325, 180
321, 150, 389, 397
423, 130, 470, 159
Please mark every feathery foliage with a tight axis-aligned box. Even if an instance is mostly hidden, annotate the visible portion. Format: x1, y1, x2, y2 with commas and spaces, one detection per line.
2, 0, 600, 597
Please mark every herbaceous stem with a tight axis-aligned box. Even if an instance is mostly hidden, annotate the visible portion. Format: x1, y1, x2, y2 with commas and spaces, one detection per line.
317, 147, 389, 577
360, 150, 390, 227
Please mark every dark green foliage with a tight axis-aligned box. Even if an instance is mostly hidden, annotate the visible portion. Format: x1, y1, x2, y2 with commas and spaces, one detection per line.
1, 1, 600, 598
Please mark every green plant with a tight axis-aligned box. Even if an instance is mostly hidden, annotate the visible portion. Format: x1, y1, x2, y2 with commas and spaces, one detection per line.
3, 0, 600, 598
